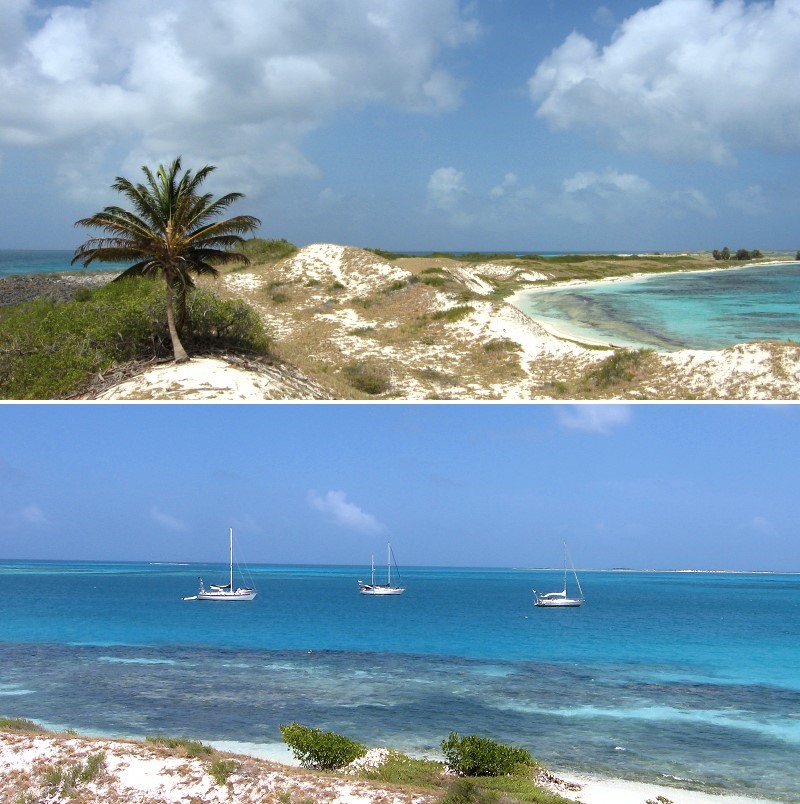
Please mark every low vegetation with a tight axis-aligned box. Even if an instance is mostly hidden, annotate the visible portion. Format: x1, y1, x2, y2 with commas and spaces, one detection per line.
711, 247, 763, 261
276, 722, 575, 802
206, 757, 238, 785
0, 717, 46, 734
279, 721, 367, 770
0, 277, 271, 399
341, 359, 391, 395
0, 719, 691, 804
239, 237, 298, 263
145, 734, 215, 758
441, 732, 534, 778
41, 751, 106, 798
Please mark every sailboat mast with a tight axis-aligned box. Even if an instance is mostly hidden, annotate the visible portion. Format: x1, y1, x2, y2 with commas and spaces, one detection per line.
229, 527, 234, 590
387, 543, 392, 586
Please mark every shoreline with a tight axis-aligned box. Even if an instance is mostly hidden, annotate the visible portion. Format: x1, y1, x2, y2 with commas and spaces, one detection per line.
0, 728, 782, 804
506, 258, 799, 352
229, 742, 781, 804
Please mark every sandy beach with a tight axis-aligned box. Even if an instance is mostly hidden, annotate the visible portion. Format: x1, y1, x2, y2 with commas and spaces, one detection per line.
0, 730, 781, 804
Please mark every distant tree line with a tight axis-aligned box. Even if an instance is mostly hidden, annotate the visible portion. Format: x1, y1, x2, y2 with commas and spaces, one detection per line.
711, 247, 763, 261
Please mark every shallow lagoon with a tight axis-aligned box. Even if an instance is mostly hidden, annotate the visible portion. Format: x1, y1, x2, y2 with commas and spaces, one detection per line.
512, 262, 800, 351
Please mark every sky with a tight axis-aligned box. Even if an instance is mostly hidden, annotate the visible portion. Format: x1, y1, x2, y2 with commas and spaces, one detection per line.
1, 0, 799, 253
1, 403, 798, 572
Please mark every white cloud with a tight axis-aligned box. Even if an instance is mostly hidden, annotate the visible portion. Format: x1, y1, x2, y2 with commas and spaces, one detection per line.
556, 405, 632, 434
309, 490, 385, 534
489, 172, 518, 199
427, 166, 472, 225
486, 166, 714, 227
0, 0, 478, 193
150, 506, 189, 532
427, 166, 466, 208
563, 168, 651, 197
529, 0, 800, 164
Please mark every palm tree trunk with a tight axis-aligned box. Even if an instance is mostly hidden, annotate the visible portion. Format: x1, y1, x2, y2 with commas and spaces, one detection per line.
165, 279, 189, 363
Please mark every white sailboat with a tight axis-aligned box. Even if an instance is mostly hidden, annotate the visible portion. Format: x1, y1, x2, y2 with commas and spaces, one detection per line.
533, 544, 584, 607
183, 528, 256, 601
359, 543, 405, 595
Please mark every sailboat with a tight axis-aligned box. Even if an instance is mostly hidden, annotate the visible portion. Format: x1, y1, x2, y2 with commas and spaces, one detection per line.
358, 543, 405, 595
183, 528, 256, 601
533, 544, 584, 607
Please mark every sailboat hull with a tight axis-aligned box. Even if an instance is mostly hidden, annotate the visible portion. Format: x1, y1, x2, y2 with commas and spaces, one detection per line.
196, 590, 257, 601
359, 585, 404, 595
534, 597, 582, 607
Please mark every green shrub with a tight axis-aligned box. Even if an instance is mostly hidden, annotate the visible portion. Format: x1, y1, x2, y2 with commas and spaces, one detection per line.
420, 275, 447, 287
483, 338, 519, 353
239, 237, 297, 263
145, 735, 214, 758
0, 278, 271, 399
45, 754, 106, 793
342, 361, 391, 395
279, 722, 367, 770
207, 758, 237, 785
582, 348, 653, 389
441, 732, 533, 778
80, 752, 106, 783
431, 305, 474, 323
366, 247, 403, 261
185, 289, 271, 353
384, 279, 408, 292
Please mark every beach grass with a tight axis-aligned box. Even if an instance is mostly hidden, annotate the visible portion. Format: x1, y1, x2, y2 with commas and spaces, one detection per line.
0, 717, 46, 734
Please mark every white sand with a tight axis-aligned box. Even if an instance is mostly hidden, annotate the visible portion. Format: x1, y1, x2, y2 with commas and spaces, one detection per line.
94, 357, 328, 401
0, 731, 780, 804
563, 775, 777, 804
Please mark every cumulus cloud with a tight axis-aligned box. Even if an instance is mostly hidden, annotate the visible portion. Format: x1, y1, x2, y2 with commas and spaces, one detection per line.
489, 172, 518, 199
556, 405, 632, 434
1, 0, 478, 194
427, 166, 467, 210
529, 0, 800, 164
309, 490, 385, 534
427, 166, 472, 225
150, 506, 189, 532
486, 165, 714, 227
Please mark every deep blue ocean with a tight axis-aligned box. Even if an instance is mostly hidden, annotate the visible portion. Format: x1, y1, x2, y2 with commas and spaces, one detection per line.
1, 562, 798, 801
512, 262, 800, 351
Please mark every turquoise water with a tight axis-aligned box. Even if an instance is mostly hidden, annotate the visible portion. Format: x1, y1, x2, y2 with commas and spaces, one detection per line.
0, 250, 78, 278
1, 562, 798, 800
512, 263, 800, 351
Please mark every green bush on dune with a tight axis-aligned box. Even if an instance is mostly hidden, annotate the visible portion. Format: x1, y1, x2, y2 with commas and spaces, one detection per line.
0, 277, 271, 399
441, 732, 534, 778
279, 721, 367, 770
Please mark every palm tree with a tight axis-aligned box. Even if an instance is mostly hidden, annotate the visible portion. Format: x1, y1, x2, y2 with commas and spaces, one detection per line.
72, 157, 261, 362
